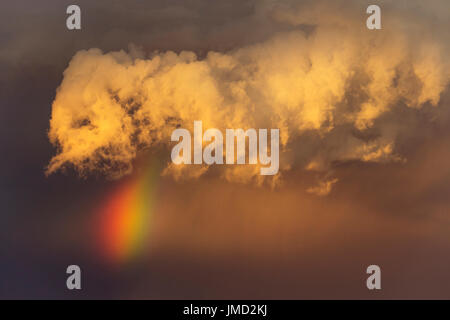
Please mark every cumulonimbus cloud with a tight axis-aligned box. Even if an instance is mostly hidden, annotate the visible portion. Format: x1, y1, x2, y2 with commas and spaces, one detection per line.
46, 0, 450, 190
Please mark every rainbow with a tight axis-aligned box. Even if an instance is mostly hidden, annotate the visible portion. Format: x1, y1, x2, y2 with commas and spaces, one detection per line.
95, 160, 160, 264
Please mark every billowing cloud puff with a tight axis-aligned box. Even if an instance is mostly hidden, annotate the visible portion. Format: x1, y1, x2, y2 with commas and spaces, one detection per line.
47, 0, 450, 190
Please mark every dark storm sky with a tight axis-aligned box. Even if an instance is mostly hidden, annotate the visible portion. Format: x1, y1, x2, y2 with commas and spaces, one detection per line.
1, 0, 450, 299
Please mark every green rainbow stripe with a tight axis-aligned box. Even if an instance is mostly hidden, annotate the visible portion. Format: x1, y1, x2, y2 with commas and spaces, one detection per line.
97, 160, 159, 264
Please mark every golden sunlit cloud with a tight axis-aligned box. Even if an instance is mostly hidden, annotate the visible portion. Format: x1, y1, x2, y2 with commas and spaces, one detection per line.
46, 1, 449, 191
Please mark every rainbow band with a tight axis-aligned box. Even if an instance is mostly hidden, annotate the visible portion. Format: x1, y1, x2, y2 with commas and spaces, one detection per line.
97, 161, 159, 264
